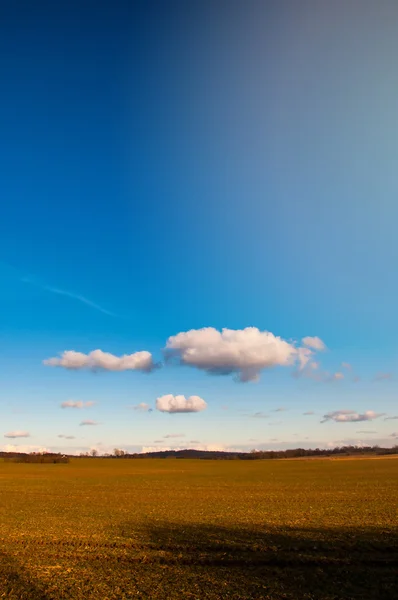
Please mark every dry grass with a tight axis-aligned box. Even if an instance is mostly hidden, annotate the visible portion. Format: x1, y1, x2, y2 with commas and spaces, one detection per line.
0, 457, 397, 599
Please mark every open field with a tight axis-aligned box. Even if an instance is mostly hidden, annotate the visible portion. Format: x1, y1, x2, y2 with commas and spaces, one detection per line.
0, 457, 397, 599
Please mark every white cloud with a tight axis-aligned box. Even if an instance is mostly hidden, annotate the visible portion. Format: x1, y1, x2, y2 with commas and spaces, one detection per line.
79, 420, 99, 426
302, 336, 326, 351
156, 394, 207, 413
165, 327, 322, 382
44, 349, 156, 372
4, 431, 30, 438
303, 411, 315, 415
342, 362, 352, 370
321, 410, 383, 423
60, 400, 95, 409
58, 434, 76, 439
163, 433, 185, 438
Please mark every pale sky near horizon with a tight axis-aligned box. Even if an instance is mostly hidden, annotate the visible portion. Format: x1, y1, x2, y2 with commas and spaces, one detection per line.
1, 1, 398, 455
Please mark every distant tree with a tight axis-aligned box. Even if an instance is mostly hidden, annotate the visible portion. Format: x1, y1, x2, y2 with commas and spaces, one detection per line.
90, 449, 99, 457
113, 448, 125, 457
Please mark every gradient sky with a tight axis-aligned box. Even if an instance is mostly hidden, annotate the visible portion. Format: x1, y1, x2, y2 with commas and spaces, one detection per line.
1, 0, 398, 455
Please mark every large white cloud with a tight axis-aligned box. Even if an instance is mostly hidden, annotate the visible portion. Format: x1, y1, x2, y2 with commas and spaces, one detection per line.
44, 349, 156, 372
165, 327, 320, 382
156, 395, 207, 413
321, 410, 383, 423
4, 431, 30, 438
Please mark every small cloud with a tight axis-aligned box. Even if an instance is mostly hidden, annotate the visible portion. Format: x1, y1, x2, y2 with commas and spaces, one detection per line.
249, 438, 257, 442
163, 433, 185, 439
330, 372, 344, 381
79, 420, 99, 426
153, 440, 163, 443
58, 434, 76, 439
389, 433, 398, 438
341, 362, 352, 370
61, 400, 95, 409
303, 411, 315, 415
221, 405, 229, 410
156, 394, 207, 413
44, 349, 157, 373
130, 403, 151, 412
4, 431, 30, 438
270, 438, 278, 442
302, 336, 326, 351
384, 416, 398, 421
374, 372, 392, 381
189, 440, 201, 444
321, 410, 383, 423
353, 376, 361, 383
271, 407, 286, 412
251, 412, 269, 419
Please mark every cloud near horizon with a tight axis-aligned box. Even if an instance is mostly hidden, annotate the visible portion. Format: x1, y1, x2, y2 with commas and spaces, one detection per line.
79, 420, 99, 426
163, 433, 185, 438
44, 349, 157, 372
165, 327, 324, 382
4, 431, 30, 438
321, 410, 383, 423
58, 434, 76, 439
156, 395, 207, 413
61, 400, 95, 409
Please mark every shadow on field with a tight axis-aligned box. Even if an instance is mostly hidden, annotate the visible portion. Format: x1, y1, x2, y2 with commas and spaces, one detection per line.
117, 521, 398, 599
0, 551, 51, 600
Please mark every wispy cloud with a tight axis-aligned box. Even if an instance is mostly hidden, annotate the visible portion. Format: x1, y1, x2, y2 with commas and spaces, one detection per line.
384, 416, 398, 421
61, 400, 95, 409
58, 434, 76, 439
79, 420, 99, 426
271, 407, 286, 412
4, 431, 30, 438
163, 433, 185, 439
22, 276, 117, 317
303, 411, 315, 415
374, 372, 392, 381
129, 403, 152, 412
250, 412, 269, 419
321, 410, 384, 423
356, 430, 377, 434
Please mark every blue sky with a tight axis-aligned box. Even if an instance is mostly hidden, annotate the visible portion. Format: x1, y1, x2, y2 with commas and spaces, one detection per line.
1, 1, 398, 454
